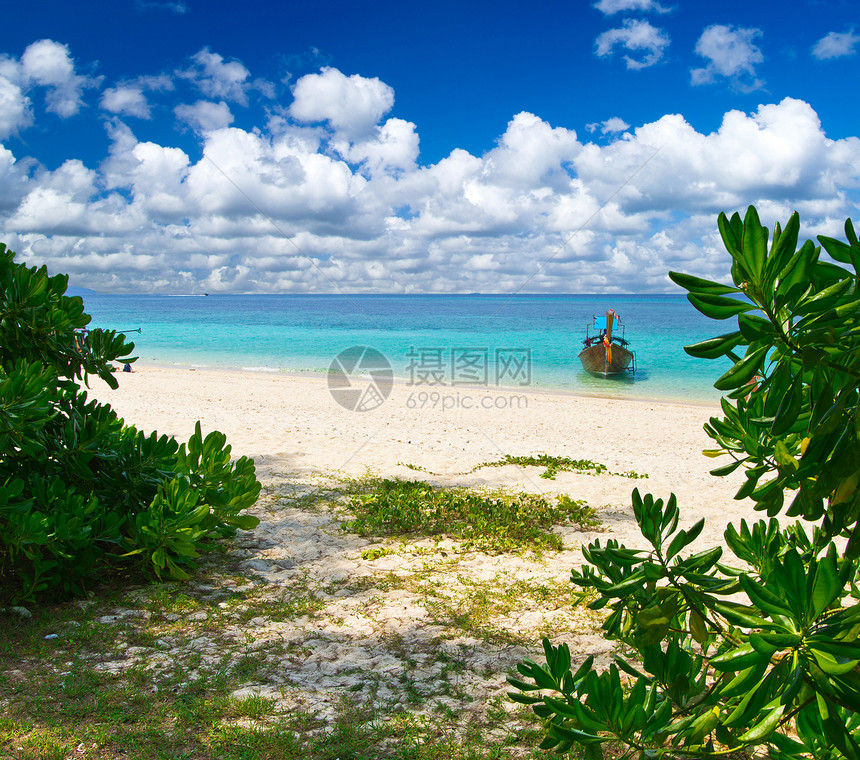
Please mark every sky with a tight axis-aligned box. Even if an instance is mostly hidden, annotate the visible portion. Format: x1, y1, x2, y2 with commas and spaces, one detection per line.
2, 0, 860, 294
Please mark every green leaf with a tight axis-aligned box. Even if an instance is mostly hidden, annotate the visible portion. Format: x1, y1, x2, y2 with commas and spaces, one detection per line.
688, 293, 755, 321
818, 234, 852, 264
711, 599, 771, 628
669, 271, 741, 295
709, 458, 744, 477
709, 643, 762, 672
737, 701, 786, 744
689, 609, 708, 645
684, 331, 746, 360
810, 647, 860, 676
738, 575, 793, 619
771, 373, 803, 436
742, 205, 768, 282
665, 518, 705, 560
713, 345, 769, 391
810, 551, 841, 618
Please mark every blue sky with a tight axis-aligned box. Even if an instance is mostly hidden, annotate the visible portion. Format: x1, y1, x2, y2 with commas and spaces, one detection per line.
2, 0, 860, 293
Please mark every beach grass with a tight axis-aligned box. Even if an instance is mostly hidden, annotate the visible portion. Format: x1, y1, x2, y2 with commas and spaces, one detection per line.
0, 469, 604, 760
339, 476, 600, 553
471, 453, 649, 480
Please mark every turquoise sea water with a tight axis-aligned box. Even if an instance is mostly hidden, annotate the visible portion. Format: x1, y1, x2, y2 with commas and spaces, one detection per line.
81, 293, 729, 403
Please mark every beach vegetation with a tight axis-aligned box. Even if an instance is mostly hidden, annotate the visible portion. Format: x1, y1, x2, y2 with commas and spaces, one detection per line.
0, 514, 571, 760
509, 207, 860, 758
340, 477, 600, 553
0, 244, 261, 603
472, 453, 648, 480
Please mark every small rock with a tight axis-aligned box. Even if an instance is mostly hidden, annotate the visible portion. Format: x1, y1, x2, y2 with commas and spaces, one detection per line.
7, 606, 32, 619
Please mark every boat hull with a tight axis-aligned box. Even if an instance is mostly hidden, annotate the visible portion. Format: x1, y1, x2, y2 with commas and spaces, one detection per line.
578, 343, 634, 376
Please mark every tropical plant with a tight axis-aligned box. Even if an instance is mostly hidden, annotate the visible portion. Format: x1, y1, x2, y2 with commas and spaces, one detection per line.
0, 244, 260, 603
508, 206, 860, 758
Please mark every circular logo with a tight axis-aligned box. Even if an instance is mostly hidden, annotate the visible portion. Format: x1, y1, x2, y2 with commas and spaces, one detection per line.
328, 346, 394, 411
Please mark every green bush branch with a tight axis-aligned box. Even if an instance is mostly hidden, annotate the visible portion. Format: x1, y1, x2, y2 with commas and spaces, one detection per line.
509, 207, 860, 758
0, 244, 261, 603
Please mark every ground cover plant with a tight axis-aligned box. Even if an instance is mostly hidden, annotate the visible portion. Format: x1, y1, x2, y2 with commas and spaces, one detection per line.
0, 468, 601, 760
472, 454, 648, 480
340, 477, 600, 553
509, 207, 860, 757
0, 244, 261, 603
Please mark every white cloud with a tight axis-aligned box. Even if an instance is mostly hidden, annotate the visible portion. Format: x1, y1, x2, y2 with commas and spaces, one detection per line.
593, 0, 668, 14
337, 117, 420, 175
181, 48, 256, 106
691, 25, 764, 90
175, 100, 235, 133
0, 39, 99, 134
289, 67, 395, 138
812, 30, 860, 60
587, 117, 631, 134
100, 75, 173, 119
101, 85, 150, 118
19, 39, 98, 117
4, 61, 860, 295
595, 19, 670, 70
0, 75, 32, 139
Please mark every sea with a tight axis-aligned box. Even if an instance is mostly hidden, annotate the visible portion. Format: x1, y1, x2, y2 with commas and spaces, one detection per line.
80, 293, 730, 404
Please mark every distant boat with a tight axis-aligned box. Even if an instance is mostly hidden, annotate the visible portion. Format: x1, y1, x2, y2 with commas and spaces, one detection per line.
578, 309, 636, 377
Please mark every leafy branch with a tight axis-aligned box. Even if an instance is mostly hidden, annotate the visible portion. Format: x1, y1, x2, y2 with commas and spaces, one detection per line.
508, 207, 860, 758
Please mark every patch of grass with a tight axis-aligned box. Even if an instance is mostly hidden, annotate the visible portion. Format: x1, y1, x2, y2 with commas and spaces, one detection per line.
236, 573, 329, 622
472, 453, 648, 480
340, 478, 599, 553
414, 572, 590, 644
0, 471, 589, 760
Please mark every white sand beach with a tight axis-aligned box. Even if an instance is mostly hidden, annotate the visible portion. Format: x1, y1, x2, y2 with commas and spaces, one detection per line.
80, 366, 757, 725
88, 365, 750, 545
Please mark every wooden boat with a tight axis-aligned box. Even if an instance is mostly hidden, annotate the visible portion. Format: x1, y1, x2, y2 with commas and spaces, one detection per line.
578, 309, 635, 377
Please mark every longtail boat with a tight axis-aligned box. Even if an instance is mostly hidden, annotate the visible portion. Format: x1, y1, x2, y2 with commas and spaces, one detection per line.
578, 309, 635, 377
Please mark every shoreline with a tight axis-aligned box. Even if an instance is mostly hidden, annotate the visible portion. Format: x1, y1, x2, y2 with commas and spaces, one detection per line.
120, 358, 720, 408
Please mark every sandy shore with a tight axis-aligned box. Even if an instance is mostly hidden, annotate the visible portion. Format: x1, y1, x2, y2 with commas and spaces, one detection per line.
71, 366, 760, 730
87, 365, 752, 548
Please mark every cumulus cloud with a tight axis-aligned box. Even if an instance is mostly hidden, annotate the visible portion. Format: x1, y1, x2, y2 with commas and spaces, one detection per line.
691, 24, 764, 90
180, 48, 270, 106
587, 117, 631, 135
175, 100, 235, 133
595, 19, 670, 69
101, 86, 150, 118
812, 30, 860, 60
4, 59, 860, 295
0, 40, 98, 134
0, 76, 32, 139
289, 67, 395, 138
19, 39, 99, 117
593, 0, 668, 14
100, 75, 173, 119
336, 117, 420, 176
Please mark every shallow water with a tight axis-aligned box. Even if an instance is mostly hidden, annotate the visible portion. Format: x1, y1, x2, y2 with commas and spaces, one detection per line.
82, 293, 730, 403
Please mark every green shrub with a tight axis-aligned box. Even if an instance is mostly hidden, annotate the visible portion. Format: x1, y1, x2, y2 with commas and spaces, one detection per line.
0, 244, 260, 603
509, 207, 860, 758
